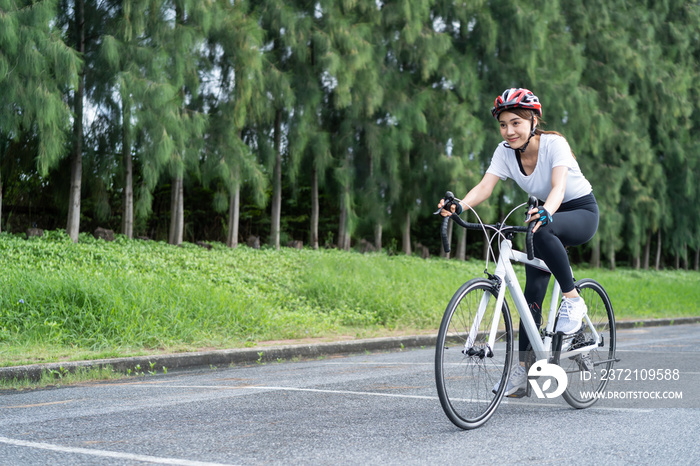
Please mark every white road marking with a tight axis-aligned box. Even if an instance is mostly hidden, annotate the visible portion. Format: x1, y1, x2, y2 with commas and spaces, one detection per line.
117, 383, 657, 413
0, 436, 236, 466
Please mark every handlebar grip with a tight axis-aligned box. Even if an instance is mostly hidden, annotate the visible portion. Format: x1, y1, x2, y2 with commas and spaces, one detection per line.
528, 195, 538, 210
526, 195, 538, 260
441, 216, 451, 253
438, 191, 458, 253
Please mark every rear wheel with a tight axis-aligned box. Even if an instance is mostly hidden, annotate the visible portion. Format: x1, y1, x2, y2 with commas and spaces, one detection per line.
435, 278, 513, 429
560, 278, 616, 409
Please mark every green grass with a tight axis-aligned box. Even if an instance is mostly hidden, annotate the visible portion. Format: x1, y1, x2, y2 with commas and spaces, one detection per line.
0, 365, 126, 392
0, 230, 698, 367
572, 267, 699, 321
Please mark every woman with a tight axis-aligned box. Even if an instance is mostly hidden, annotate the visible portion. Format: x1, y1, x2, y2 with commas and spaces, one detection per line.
438, 88, 599, 397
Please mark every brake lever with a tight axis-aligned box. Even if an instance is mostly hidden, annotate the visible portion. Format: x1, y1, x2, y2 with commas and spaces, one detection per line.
434, 191, 460, 215
524, 195, 538, 222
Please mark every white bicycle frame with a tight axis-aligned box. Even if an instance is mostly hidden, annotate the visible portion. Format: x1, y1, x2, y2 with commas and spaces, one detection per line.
467, 235, 602, 362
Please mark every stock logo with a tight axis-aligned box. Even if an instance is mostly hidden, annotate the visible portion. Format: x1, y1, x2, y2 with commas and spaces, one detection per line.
528, 359, 568, 399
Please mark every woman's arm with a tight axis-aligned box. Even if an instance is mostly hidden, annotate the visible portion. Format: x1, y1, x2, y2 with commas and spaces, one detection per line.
461, 173, 500, 210
439, 173, 500, 216
542, 165, 568, 215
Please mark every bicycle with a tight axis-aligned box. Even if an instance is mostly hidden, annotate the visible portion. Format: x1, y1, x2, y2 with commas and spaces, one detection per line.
434, 192, 618, 430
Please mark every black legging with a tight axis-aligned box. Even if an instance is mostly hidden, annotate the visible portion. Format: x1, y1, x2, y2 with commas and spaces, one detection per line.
519, 193, 599, 361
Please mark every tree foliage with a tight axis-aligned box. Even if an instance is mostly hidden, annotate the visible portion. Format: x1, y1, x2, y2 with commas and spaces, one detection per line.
1, 0, 699, 269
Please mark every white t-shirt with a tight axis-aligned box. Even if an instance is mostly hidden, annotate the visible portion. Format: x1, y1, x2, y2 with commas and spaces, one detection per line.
486, 133, 592, 202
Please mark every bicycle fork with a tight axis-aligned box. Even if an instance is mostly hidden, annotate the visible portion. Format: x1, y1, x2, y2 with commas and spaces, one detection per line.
464, 288, 498, 358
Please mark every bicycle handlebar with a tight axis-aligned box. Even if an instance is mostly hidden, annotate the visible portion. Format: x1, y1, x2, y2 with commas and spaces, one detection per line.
437, 192, 539, 260
525, 195, 538, 260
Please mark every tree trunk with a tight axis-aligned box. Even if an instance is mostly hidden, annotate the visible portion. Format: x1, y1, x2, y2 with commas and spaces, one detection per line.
338, 185, 351, 250
121, 98, 133, 238
374, 223, 382, 252
66, 0, 85, 243
655, 230, 662, 270
608, 242, 616, 271
310, 165, 319, 249
337, 151, 352, 251
66, 148, 83, 242
681, 243, 688, 270
642, 231, 651, 270
177, 177, 184, 243
169, 175, 184, 245
227, 176, 240, 248
694, 246, 699, 271
337, 188, 346, 250
456, 227, 466, 261
402, 212, 411, 256
169, 178, 177, 244
270, 109, 282, 249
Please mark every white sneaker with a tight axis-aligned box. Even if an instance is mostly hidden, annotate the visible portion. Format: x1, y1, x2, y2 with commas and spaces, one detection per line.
492, 364, 527, 396
556, 297, 587, 334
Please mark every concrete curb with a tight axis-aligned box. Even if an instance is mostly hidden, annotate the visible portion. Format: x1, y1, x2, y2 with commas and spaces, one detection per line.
2, 317, 699, 383
0, 335, 437, 383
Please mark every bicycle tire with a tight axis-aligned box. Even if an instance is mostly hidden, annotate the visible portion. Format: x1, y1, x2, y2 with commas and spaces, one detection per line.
560, 278, 616, 409
435, 278, 513, 429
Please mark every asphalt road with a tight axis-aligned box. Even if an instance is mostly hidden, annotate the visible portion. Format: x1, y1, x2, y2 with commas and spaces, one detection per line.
1, 324, 699, 465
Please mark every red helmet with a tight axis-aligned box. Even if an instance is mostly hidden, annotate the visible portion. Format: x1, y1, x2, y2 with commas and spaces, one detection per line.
492, 88, 542, 119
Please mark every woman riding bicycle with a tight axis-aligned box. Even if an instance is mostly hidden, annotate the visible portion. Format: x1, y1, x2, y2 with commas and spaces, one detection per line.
438, 88, 599, 397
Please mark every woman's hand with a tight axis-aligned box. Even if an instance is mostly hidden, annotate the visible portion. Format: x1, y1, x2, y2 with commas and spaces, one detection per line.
437, 198, 461, 217
526, 206, 553, 233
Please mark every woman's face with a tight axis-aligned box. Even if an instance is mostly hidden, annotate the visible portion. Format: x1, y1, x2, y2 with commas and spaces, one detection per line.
498, 111, 536, 150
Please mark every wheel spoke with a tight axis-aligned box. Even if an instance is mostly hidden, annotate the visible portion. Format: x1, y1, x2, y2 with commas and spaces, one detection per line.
561, 279, 616, 409
435, 279, 513, 429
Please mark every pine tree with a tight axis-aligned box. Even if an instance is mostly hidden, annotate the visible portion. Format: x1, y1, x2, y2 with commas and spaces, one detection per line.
202, 0, 266, 248
373, 0, 465, 255
63, 0, 86, 242
642, 0, 700, 269
256, 0, 298, 249
561, 0, 649, 269
426, 0, 489, 258
55, 0, 118, 241
0, 0, 79, 233
284, 0, 333, 250
98, 0, 157, 238
139, 0, 210, 245
326, 0, 382, 251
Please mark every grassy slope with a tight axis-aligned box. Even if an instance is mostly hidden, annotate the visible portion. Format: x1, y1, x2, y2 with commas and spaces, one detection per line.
0, 231, 698, 366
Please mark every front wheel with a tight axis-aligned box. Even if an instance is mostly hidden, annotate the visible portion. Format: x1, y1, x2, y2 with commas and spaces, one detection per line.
435, 278, 513, 430
560, 278, 616, 409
